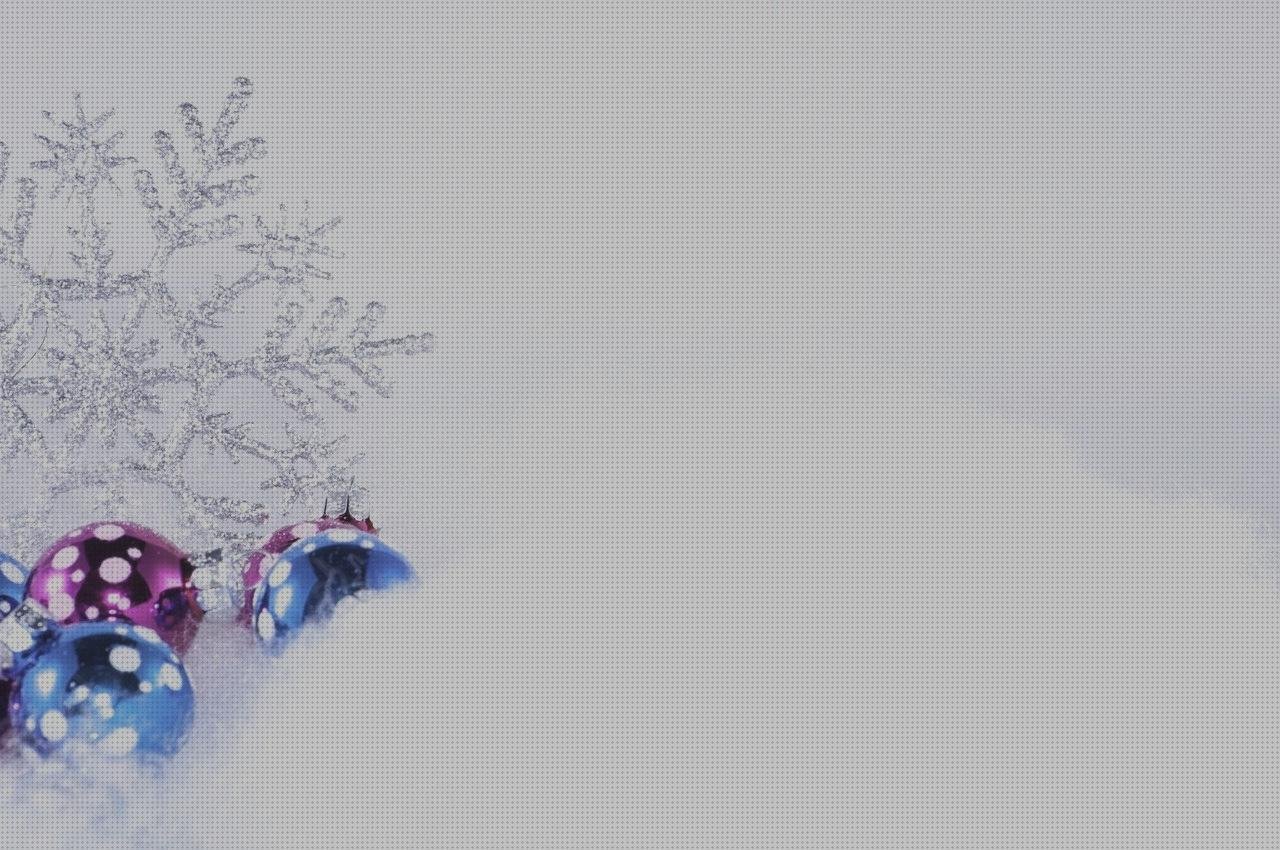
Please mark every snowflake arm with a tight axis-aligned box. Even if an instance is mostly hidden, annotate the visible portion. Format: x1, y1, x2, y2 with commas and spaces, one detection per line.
224, 297, 433, 416
0, 145, 37, 268
134, 78, 265, 254
31, 95, 134, 197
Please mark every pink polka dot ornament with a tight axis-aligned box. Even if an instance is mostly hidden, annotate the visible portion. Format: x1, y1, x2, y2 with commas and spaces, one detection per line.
238, 505, 376, 624
24, 522, 202, 655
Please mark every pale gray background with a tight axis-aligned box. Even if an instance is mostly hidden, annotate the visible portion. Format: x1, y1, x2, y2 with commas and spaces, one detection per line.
6, 2, 1280, 849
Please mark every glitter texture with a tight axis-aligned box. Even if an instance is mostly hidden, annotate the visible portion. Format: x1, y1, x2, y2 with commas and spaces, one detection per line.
0, 79, 431, 567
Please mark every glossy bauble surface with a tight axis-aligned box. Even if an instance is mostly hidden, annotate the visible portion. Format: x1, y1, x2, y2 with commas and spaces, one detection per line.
0, 552, 28, 617
9, 621, 195, 755
252, 528, 411, 646
26, 523, 202, 654
239, 514, 374, 623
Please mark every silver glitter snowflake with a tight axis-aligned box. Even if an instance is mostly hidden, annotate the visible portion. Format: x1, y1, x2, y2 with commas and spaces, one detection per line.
0, 79, 431, 567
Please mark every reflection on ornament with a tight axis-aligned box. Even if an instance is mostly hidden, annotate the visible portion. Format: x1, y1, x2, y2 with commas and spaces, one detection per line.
253, 529, 411, 647
239, 504, 376, 624
0, 552, 28, 618
25, 523, 202, 655
1, 601, 194, 755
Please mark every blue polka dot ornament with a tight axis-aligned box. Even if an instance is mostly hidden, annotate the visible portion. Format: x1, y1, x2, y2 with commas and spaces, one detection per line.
0, 553, 30, 713
252, 528, 412, 647
0, 600, 194, 755
0, 552, 29, 618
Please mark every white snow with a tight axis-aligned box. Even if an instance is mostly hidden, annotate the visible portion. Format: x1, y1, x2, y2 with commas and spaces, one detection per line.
97, 727, 137, 756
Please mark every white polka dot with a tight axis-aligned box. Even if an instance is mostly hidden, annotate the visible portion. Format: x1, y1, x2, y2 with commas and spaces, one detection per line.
68, 685, 90, 705
51, 546, 78, 570
84, 606, 98, 619
34, 668, 57, 696
127, 548, 141, 559
157, 663, 183, 691
39, 710, 67, 742
303, 543, 316, 553
360, 539, 375, 549
24, 717, 35, 732
94, 524, 125, 541
271, 585, 294, 617
136, 627, 165, 644
108, 645, 141, 673
93, 692, 114, 719
291, 523, 318, 538
47, 593, 73, 620
99, 557, 131, 583
139, 681, 153, 693
327, 528, 359, 543
0, 601, 11, 614
267, 560, 292, 587
114, 625, 129, 636
0, 561, 24, 584
256, 611, 276, 641
98, 726, 137, 755
70, 570, 85, 583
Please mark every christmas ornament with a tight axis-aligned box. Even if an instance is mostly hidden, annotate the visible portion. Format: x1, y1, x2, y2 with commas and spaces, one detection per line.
253, 529, 411, 646
239, 502, 376, 624
25, 523, 202, 655
0, 600, 194, 755
0, 554, 30, 728
0, 552, 28, 617
0, 78, 433, 761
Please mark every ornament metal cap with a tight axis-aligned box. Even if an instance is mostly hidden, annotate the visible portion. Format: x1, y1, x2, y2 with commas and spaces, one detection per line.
321, 490, 376, 533
0, 599, 56, 671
